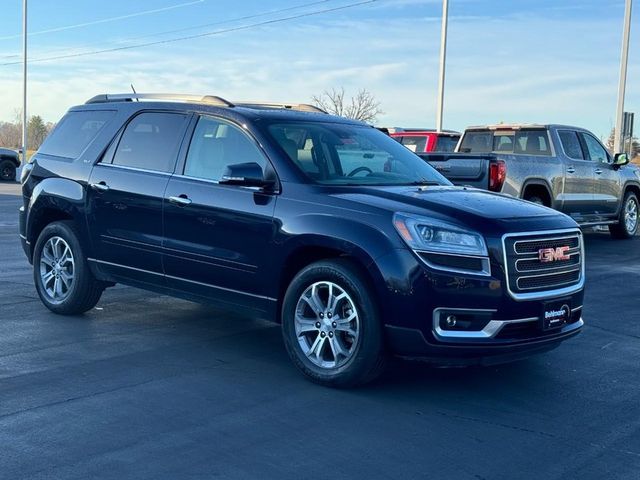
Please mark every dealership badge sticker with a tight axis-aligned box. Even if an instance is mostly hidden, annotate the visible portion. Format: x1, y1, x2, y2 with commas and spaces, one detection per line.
538, 246, 570, 263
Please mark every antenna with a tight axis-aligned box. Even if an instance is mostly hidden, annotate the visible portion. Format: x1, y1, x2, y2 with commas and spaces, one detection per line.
130, 84, 138, 101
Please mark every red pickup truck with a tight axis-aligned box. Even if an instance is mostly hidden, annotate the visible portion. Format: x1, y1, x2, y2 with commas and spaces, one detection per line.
388, 128, 460, 153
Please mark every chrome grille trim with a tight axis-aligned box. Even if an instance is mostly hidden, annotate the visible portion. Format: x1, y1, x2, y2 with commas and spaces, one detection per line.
502, 228, 585, 301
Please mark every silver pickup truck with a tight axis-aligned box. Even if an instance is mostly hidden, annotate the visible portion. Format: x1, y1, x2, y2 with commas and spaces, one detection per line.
420, 124, 640, 239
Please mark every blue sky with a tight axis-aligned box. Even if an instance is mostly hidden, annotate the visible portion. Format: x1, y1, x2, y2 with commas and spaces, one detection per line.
0, 0, 637, 140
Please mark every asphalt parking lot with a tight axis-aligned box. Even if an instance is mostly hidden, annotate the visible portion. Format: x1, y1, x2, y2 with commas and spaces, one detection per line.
1, 180, 639, 480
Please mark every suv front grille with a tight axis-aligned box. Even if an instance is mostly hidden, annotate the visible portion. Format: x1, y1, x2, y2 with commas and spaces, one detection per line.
503, 230, 583, 299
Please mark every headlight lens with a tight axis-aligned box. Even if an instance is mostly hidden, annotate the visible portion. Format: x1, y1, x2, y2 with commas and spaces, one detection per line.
393, 213, 488, 256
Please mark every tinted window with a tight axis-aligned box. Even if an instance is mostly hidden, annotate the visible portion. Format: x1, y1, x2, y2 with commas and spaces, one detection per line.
581, 133, 608, 163
459, 131, 492, 153
434, 135, 459, 152
514, 130, 551, 156
268, 122, 451, 186
184, 116, 266, 181
39, 110, 115, 159
558, 130, 584, 160
112, 112, 188, 173
399, 135, 427, 153
491, 133, 513, 153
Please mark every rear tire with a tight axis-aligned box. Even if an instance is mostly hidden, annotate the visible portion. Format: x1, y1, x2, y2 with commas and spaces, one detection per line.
0, 160, 16, 182
33, 221, 105, 315
281, 259, 386, 388
524, 194, 545, 206
610, 191, 638, 239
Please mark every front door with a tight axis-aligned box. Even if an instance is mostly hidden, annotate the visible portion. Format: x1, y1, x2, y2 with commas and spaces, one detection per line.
579, 132, 621, 217
556, 129, 596, 218
87, 111, 190, 283
162, 115, 277, 313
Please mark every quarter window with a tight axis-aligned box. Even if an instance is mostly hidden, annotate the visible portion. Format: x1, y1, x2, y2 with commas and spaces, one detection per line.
580, 133, 608, 163
112, 112, 188, 173
39, 110, 115, 159
558, 130, 584, 160
184, 116, 266, 182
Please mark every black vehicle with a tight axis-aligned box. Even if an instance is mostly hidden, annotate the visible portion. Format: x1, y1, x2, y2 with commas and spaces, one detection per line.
19, 93, 585, 387
0, 147, 20, 181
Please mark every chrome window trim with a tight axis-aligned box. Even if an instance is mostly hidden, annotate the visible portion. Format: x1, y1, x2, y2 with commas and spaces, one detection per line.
415, 250, 491, 277
501, 228, 585, 301
94, 162, 172, 176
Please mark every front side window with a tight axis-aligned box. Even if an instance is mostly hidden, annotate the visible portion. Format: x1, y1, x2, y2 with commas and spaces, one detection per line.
580, 133, 608, 163
558, 130, 584, 160
267, 122, 451, 186
112, 112, 188, 173
184, 116, 266, 181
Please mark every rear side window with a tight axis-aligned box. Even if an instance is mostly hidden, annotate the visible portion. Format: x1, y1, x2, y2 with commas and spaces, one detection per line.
112, 112, 189, 173
459, 131, 492, 153
558, 130, 584, 160
434, 135, 459, 152
514, 130, 551, 156
39, 110, 115, 159
399, 136, 427, 153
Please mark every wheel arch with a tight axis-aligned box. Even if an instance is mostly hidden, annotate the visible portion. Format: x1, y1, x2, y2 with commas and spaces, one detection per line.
521, 179, 554, 207
26, 178, 89, 261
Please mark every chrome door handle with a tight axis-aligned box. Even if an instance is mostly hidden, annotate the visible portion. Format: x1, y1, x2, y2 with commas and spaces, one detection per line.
594, 169, 603, 175
168, 195, 192, 206
566, 167, 576, 174
90, 182, 109, 192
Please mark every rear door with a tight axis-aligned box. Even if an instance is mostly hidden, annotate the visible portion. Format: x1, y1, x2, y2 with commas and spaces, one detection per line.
162, 115, 277, 312
556, 129, 596, 217
87, 111, 190, 283
578, 131, 621, 216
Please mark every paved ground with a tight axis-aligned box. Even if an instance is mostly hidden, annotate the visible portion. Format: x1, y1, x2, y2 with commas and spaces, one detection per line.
1, 180, 639, 480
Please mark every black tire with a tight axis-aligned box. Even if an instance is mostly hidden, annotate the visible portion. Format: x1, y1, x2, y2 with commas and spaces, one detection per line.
33, 221, 104, 315
609, 191, 639, 239
281, 259, 386, 388
524, 194, 545, 206
0, 160, 16, 182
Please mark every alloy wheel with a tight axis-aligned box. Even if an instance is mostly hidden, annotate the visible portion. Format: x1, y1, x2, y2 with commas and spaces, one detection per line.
624, 197, 638, 234
294, 281, 360, 369
39, 236, 75, 302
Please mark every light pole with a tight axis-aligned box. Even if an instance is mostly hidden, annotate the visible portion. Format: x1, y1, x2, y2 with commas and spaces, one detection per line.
436, 0, 448, 132
21, 0, 28, 173
614, 0, 632, 153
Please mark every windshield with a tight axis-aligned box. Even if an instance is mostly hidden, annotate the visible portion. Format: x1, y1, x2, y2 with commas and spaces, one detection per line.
267, 122, 451, 186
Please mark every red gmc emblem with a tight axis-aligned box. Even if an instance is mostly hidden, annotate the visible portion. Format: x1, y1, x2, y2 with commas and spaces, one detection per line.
538, 246, 570, 263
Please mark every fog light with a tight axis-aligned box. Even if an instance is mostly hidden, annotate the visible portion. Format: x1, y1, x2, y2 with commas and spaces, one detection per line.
446, 315, 457, 327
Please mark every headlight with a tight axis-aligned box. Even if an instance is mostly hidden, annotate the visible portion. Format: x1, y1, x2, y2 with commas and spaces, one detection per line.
393, 213, 488, 256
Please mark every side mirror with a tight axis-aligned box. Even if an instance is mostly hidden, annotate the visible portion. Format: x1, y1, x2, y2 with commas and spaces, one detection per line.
613, 153, 629, 168
219, 162, 274, 189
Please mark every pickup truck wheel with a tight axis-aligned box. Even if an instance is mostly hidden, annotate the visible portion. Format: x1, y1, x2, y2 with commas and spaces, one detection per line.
610, 192, 639, 239
281, 259, 386, 387
0, 160, 16, 181
524, 195, 545, 206
33, 221, 104, 314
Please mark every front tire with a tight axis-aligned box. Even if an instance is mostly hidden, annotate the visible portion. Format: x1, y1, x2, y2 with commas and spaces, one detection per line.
0, 160, 16, 182
281, 259, 385, 387
610, 192, 638, 239
33, 221, 104, 314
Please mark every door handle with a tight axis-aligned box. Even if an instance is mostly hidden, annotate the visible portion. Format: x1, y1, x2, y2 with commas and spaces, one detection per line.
90, 181, 110, 192
566, 167, 576, 174
594, 169, 603, 175
168, 195, 192, 206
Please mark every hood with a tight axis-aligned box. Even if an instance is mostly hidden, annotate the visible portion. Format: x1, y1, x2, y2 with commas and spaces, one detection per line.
327, 185, 576, 234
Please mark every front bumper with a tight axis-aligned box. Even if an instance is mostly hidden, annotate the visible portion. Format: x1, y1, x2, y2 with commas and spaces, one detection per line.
370, 247, 585, 361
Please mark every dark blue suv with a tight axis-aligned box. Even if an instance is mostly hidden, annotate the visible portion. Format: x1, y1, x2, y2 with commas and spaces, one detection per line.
19, 93, 585, 386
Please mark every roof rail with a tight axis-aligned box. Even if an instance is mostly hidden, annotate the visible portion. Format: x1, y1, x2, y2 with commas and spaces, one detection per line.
234, 102, 327, 114
85, 93, 234, 107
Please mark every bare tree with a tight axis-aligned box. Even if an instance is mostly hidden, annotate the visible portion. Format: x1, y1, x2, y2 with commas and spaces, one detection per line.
312, 87, 384, 124
606, 127, 639, 158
